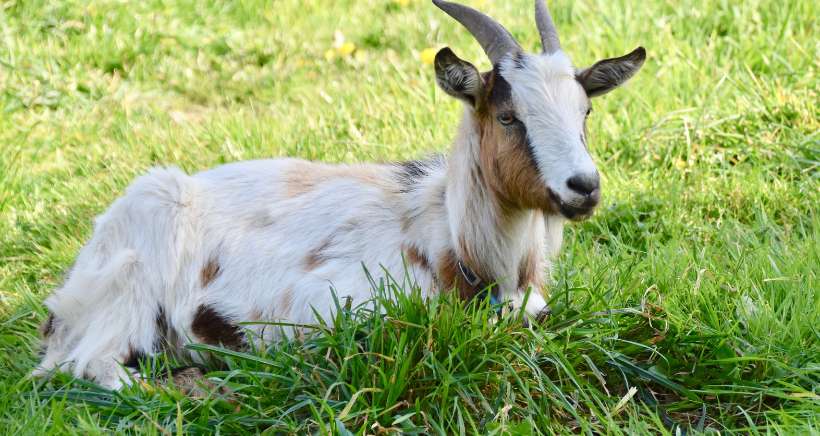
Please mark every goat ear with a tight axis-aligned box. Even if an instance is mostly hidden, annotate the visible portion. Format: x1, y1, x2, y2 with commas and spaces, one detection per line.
435, 47, 482, 106
576, 47, 646, 98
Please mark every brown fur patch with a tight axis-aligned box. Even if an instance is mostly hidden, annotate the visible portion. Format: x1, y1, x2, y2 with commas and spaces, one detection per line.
284, 161, 391, 198
403, 244, 431, 272
436, 249, 482, 300
279, 288, 294, 318
400, 213, 414, 233
200, 257, 221, 288
40, 313, 55, 338
436, 250, 460, 296
191, 305, 243, 348
285, 165, 333, 197
304, 238, 333, 271
476, 70, 556, 212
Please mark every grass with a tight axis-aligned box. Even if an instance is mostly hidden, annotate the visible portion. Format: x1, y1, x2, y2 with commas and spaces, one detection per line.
0, 0, 817, 433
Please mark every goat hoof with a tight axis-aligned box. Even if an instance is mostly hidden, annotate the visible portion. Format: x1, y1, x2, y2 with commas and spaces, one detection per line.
535, 306, 551, 324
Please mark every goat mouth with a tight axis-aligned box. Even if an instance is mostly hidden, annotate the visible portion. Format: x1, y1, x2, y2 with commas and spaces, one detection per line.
547, 189, 597, 221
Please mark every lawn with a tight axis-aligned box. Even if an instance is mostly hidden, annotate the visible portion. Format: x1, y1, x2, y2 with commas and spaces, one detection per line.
0, 0, 817, 433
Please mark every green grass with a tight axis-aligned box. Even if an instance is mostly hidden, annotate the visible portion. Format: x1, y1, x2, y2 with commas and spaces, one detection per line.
1, 0, 817, 433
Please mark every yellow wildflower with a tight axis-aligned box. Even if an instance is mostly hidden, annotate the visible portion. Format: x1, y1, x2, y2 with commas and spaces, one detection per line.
338, 42, 356, 57
420, 47, 437, 65
395, 0, 412, 6
330, 31, 355, 58
324, 49, 336, 61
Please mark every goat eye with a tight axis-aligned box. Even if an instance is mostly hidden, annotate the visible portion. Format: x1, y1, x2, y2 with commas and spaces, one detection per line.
497, 113, 516, 126
585, 108, 592, 117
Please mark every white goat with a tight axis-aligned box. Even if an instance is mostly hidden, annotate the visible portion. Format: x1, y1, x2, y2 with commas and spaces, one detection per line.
35, 0, 645, 389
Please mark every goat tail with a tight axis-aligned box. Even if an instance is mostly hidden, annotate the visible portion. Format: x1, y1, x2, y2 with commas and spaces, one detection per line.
44, 248, 140, 320
45, 166, 200, 326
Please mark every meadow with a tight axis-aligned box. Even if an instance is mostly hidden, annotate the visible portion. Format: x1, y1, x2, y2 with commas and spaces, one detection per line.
0, 0, 817, 433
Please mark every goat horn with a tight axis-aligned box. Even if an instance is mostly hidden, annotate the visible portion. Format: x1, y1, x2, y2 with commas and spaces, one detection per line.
535, 0, 561, 54
433, 0, 521, 65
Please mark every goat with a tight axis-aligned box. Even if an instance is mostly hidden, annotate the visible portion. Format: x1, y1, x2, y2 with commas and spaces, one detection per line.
34, 0, 645, 389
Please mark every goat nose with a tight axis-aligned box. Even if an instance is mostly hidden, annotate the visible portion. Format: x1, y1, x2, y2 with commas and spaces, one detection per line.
566, 173, 600, 196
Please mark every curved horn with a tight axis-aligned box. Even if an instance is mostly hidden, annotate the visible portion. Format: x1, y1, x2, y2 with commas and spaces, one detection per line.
433, 0, 521, 65
535, 0, 561, 53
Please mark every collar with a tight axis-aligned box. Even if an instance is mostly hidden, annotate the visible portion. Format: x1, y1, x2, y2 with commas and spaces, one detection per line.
457, 260, 501, 308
